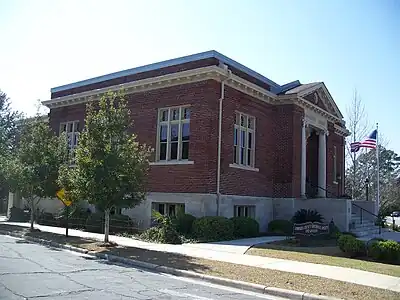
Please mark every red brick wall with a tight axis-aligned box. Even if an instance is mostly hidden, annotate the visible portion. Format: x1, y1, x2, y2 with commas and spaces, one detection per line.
49, 80, 220, 194
48, 103, 87, 135
272, 105, 303, 198
326, 123, 345, 197
49, 80, 306, 198
219, 86, 275, 197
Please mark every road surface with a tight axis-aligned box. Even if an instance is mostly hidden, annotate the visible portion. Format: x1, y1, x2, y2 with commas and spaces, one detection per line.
0, 234, 285, 300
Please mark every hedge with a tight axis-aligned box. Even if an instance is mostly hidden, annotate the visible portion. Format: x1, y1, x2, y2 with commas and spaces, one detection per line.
268, 219, 293, 235
192, 216, 234, 242
337, 234, 366, 257
368, 240, 400, 263
231, 217, 259, 238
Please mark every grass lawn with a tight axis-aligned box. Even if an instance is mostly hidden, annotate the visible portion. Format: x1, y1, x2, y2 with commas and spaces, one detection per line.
1, 224, 400, 300
247, 239, 400, 277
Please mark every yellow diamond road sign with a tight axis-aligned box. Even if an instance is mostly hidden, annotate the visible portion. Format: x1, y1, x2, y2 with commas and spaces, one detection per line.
56, 189, 72, 207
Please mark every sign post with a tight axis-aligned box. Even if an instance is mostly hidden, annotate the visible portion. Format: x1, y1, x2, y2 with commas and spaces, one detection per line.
56, 189, 72, 237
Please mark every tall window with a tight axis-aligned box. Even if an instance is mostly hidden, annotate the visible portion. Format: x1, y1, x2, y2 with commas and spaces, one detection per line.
233, 112, 255, 167
333, 145, 337, 183
157, 106, 190, 161
60, 121, 80, 162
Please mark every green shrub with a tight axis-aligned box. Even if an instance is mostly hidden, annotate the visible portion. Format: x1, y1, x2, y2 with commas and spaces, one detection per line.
292, 209, 324, 224
85, 213, 104, 233
192, 216, 234, 242
368, 240, 400, 263
338, 234, 366, 257
268, 219, 293, 235
8, 206, 30, 222
231, 217, 259, 238
157, 225, 182, 244
37, 212, 58, 226
139, 210, 183, 244
140, 212, 182, 244
140, 226, 160, 241
172, 212, 196, 235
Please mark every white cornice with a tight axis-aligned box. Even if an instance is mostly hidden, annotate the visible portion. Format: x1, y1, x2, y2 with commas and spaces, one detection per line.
42, 66, 349, 134
297, 82, 343, 119
334, 124, 351, 137
42, 66, 227, 109
297, 96, 343, 124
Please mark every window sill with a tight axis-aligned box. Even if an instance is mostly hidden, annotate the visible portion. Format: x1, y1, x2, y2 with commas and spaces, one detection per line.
229, 163, 259, 172
150, 160, 194, 166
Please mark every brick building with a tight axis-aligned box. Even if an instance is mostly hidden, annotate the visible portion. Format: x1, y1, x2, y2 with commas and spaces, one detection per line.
41, 50, 352, 231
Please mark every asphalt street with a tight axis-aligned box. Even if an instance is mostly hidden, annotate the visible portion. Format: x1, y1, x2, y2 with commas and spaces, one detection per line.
0, 234, 285, 300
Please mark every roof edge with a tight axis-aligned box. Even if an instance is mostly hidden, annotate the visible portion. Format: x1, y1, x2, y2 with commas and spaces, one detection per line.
51, 50, 281, 94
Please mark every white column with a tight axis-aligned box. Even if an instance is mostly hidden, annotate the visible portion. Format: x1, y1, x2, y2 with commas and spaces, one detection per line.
301, 119, 307, 198
318, 130, 327, 197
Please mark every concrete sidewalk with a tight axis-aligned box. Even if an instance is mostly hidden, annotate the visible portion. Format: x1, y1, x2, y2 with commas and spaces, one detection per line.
1, 220, 400, 293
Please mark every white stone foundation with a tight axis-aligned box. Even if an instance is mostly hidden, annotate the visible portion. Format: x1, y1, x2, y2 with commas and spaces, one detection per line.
122, 193, 273, 232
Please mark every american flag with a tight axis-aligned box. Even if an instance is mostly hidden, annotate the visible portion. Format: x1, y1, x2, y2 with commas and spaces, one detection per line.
350, 129, 377, 152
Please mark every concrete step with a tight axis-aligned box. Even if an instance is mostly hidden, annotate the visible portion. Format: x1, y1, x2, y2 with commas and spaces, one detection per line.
351, 230, 381, 237
351, 218, 376, 224
352, 222, 377, 228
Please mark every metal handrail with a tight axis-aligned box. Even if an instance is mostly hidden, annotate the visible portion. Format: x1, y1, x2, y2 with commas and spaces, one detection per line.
306, 181, 337, 198
351, 202, 381, 234
352, 202, 379, 218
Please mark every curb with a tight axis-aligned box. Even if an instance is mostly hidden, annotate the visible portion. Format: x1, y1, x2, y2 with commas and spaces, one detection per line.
0, 229, 341, 300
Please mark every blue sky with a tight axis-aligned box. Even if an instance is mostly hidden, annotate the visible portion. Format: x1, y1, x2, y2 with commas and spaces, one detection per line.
0, 0, 399, 153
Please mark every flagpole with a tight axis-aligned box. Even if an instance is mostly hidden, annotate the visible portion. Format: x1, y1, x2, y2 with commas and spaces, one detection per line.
376, 123, 380, 215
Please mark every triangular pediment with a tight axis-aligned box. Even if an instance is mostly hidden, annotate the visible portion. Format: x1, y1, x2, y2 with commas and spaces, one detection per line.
297, 83, 343, 119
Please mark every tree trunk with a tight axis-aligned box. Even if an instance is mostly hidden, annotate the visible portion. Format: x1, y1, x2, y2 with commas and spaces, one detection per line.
30, 199, 35, 231
104, 209, 110, 243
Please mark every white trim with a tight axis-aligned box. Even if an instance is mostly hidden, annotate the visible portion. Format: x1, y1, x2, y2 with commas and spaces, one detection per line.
149, 160, 194, 166
298, 96, 342, 124
43, 65, 349, 134
43, 66, 226, 108
233, 111, 256, 168
297, 82, 344, 119
156, 105, 190, 162
229, 163, 259, 172
334, 123, 351, 137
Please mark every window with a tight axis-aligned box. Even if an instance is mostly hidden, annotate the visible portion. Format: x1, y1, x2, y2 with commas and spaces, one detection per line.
157, 106, 190, 162
234, 205, 256, 218
333, 146, 337, 183
152, 202, 185, 217
60, 121, 80, 163
234, 112, 255, 167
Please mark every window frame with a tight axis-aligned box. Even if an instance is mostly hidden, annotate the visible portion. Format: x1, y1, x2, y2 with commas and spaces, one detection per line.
234, 205, 256, 218
151, 202, 185, 217
156, 105, 191, 162
333, 145, 338, 184
59, 120, 80, 163
233, 111, 256, 168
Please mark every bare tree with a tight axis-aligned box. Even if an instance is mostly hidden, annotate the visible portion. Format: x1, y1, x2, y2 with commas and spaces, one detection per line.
345, 89, 370, 199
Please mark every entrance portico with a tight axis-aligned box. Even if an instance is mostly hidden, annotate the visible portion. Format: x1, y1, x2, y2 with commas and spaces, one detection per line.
300, 108, 329, 198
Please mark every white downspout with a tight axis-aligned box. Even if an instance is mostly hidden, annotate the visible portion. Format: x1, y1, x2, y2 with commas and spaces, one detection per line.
216, 65, 231, 216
